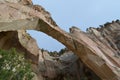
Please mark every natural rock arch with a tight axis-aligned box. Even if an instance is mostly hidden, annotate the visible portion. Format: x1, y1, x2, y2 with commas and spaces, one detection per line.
0, 1, 120, 80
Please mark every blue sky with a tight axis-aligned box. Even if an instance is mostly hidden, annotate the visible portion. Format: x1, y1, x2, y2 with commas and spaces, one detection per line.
27, 0, 120, 51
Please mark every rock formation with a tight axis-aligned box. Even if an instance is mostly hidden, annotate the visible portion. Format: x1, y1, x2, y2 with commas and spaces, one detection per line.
0, 0, 120, 80
37, 49, 101, 80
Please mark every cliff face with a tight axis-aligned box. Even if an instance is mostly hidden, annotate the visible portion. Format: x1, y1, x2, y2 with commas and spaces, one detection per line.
37, 50, 101, 80
0, 31, 39, 64
0, 0, 120, 80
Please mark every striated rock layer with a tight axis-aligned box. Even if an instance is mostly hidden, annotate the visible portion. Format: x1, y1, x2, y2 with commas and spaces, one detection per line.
0, 0, 120, 80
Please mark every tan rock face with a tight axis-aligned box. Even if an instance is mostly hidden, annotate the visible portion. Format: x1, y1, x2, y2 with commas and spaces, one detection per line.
0, 31, 39, 64
0, 0, 20, 3
20, 0, 32, 5
0, 0, 120, 80
38, 50, 100, 80
0, 0, 32, 5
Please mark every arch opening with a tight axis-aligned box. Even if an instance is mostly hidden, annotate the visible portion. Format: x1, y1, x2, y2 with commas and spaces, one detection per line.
27, 30, 65, 52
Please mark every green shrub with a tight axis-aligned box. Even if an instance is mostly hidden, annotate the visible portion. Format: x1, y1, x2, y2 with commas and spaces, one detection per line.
0, 48, 34, 80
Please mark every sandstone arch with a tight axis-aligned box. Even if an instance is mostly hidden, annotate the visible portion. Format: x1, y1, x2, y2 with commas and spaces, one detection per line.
0, 1, 120, 80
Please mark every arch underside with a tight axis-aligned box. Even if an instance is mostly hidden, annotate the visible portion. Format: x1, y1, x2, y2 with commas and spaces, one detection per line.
0, 1, 120, 80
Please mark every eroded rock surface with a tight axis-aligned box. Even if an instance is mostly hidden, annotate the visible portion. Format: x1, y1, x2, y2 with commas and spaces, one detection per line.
0, 31, 39, 64
0, 0, 120, 80
38, 50, 100, 80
